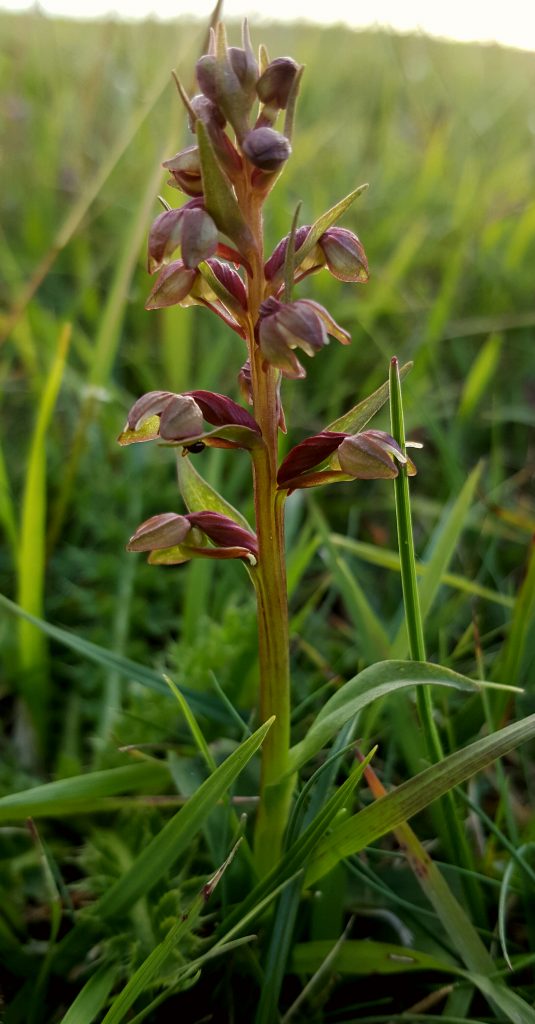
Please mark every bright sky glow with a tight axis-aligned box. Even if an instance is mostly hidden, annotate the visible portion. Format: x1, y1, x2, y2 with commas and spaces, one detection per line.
2, 0, 535, 53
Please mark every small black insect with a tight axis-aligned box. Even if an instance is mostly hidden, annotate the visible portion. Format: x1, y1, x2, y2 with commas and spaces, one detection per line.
182, 441, 206, 454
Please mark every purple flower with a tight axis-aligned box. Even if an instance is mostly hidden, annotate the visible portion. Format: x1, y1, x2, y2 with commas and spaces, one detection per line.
119, 389, 261, 451
258, 297, 350, 379
127, 510, 258, 566
278, 429, 417, 490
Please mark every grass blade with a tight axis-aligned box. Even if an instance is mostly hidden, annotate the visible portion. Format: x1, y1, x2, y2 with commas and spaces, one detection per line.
59, 965, 118, 1024
16, 322, 71, 749
0, 593, 229, 723
53, 718, 273, 972
0, 762, 170, 822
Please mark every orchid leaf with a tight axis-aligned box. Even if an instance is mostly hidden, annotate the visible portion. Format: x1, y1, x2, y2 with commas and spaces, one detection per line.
287, 660, 522, 776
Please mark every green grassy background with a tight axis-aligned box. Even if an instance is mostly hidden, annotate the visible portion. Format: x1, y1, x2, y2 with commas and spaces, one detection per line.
1, 12, 534, 1021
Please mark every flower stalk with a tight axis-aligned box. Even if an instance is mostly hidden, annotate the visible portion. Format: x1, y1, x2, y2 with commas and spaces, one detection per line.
119, 20, 403, 876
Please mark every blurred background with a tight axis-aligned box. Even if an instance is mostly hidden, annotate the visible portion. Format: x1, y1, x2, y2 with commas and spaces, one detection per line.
0, 8, 534, 775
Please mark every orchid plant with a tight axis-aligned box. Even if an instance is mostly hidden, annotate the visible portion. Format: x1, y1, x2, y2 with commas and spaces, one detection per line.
119, 22, 416, 874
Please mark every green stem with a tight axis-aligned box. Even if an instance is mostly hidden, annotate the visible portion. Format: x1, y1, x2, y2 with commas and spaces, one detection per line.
389, 357, 486, 926
243, 192, 293, 874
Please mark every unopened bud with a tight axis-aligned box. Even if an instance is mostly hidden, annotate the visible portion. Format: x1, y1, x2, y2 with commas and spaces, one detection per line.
264, 225, 310, 280
228, 47, 258, 96
196, 54, 218, 103
256, 57, 299, 109
208, 259, 248, 310
189, 93, 226, 132
242, 127, 291, 171
319, 227, 369, 283
127, 513, 192, 552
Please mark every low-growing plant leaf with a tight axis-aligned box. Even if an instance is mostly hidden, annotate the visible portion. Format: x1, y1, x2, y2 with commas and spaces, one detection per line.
0, 593, 228, 723
53, 718, 273, 972
287, 660, 519, 775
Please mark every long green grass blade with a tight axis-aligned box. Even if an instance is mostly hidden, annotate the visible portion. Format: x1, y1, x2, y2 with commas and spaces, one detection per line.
16, 322, 71, 747
0, 593, 228, 723
391, 461, 483, 657
59, 965, 118, 1024
0, 762, 169, 822
311, 504, 390, 662
331, 534, 514, 608
0, 437, 17, 552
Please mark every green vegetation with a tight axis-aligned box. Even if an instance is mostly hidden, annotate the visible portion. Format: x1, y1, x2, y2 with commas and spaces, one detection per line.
1, 11, 534, 1022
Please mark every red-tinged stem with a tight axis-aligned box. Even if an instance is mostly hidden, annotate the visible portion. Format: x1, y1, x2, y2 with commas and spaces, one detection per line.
242, 188, 293, 874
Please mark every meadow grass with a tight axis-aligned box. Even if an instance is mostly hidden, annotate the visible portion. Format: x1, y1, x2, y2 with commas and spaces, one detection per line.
0, 12, 534, 1022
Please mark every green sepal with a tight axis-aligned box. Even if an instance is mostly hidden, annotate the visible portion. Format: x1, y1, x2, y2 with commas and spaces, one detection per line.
197, 120, 255, 259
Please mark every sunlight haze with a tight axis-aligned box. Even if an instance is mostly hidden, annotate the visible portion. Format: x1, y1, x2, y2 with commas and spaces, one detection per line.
2, 0, 535, 52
